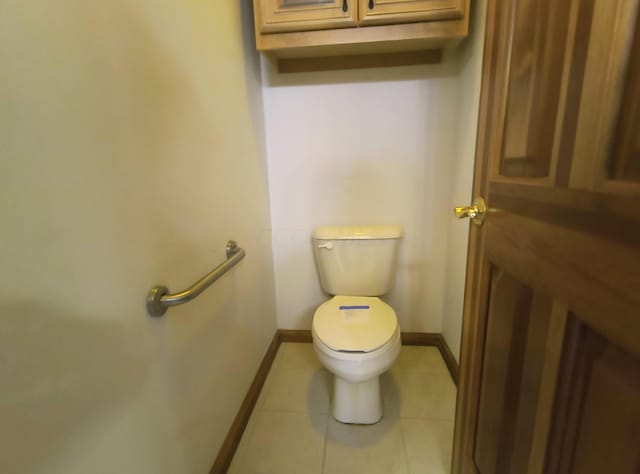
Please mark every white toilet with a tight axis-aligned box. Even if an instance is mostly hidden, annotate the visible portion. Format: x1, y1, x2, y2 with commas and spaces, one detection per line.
311, 225, 403, 424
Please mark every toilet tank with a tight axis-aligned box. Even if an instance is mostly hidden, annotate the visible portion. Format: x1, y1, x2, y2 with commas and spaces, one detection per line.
312, 225, 403, 296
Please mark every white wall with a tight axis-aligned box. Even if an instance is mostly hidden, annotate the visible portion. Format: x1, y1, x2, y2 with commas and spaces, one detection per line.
262, 61, 460, 332
442, 0, 488, 361
0, 2, 276, 473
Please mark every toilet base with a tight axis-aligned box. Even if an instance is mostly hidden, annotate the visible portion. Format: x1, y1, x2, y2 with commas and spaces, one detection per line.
332, 376, 383, 424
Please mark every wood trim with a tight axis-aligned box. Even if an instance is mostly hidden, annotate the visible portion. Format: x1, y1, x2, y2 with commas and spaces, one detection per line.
277, 49, 441, 73
256, 17, 468, 52
278, 329, 313, 343
400, 331, 443, 346
209, 332, 282, 474
401, 332, 460, 385
436, 334, 460, 386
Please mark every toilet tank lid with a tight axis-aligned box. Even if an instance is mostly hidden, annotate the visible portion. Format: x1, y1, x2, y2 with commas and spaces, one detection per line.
312, 225, 403, 240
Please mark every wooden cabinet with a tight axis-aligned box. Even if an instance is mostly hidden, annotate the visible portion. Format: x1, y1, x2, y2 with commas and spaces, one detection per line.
255, 0, 357, 34
256, 0, 465, 33
359, 0, 465, 27
253, 0, 469, 72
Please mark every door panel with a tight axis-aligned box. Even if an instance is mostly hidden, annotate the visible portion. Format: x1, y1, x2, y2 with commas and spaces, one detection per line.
500, 0, 571, 178
473, 269, 529, 473
255, 0, 357, 34
609, 13, 640, 181
566, 0, 640, 190
358, 0, 465, 27
473, 269, 563, 474
546, 320, 640, 474
454, 0, 640, 472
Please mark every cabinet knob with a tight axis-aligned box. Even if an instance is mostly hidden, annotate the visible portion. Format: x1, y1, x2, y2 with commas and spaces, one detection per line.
343, 0, 348, 12
369, 0, 374, 9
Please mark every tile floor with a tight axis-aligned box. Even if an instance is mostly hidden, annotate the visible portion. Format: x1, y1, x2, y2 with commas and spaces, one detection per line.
229, 343, 456, 474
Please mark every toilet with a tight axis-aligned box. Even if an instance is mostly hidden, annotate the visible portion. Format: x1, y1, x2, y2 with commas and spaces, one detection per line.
311, 225, 403, 424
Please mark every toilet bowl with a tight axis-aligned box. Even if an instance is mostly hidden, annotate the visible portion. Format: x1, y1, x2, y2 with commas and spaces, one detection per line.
312, 296, 401, 424
311, 224, 403, 424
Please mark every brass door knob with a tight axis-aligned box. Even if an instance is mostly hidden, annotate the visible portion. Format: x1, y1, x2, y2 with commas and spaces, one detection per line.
454, 197, 487, 226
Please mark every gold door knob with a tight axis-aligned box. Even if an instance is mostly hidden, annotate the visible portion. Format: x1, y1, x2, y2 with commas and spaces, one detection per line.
454, 197, 487, 226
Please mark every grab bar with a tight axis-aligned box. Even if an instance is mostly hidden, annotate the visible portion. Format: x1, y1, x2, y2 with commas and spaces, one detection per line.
147, 240, 246, 317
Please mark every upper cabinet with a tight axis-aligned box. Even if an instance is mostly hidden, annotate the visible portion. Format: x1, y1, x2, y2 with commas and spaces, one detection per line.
358, 0, 465, 27
256, 0, 358, 34
253, 0, 470, 73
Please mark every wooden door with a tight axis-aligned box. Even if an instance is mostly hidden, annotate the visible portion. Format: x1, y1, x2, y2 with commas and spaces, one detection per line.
255, 0, 358, 33
358, 0, 465, 26
454, 0, 640, 473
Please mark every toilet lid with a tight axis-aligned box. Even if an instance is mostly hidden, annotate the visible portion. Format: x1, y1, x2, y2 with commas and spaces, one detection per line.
313, 296, 398, 353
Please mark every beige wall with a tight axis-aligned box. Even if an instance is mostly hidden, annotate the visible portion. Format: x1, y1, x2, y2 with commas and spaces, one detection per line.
262, 60, 460, 332
0, 1, 276, 473
442, 0, 488, 361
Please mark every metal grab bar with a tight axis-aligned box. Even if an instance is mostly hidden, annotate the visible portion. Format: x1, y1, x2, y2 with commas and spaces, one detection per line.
147, 240, 246, 317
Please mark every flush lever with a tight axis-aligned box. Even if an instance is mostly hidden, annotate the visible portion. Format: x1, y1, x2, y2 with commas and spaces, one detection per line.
317, 242, 334, 250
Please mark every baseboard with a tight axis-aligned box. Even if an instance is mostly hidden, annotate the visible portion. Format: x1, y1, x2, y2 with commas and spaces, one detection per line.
278, 329, 312, 343
400, 332, 459, 385
209, 332, 282, 474
434, 335, 460, 386
210, 329, 458, 472
400, 331, 442, 346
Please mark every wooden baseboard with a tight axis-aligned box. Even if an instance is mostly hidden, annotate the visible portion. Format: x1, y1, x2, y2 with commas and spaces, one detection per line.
435, 335, 460, 385
210, 332, 282, 474
278, 329, 312, 343
401, 331, 442, 346
210, 329, 458, 472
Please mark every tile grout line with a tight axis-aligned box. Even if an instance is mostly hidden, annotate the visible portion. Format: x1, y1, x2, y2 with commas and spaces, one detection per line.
398, 417, 413, 474
261, 407, 330, 415
320, 413, 330, 474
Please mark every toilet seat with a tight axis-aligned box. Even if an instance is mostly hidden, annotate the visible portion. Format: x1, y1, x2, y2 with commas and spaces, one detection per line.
312, 296, 398, 353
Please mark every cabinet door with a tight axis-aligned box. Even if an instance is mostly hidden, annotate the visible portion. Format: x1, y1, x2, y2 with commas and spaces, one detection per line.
255, 0, 358, 34
358, 0, 465, 27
